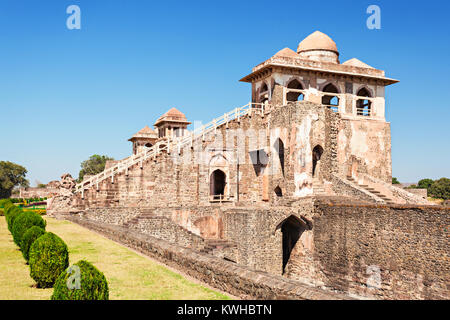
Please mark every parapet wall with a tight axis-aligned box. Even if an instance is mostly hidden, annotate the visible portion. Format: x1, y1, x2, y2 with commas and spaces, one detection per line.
285, 199, 450, 299
65, 215, 349, 300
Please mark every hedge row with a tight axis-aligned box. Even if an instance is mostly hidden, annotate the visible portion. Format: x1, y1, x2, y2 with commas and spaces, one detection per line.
1, 199, 109, 300
8, 198, 48, 204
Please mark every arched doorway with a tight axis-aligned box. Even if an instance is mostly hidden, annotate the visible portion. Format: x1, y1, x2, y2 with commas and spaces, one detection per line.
276, 215, 309, 274
210, 169, 226, 200
312, 145, 324, 177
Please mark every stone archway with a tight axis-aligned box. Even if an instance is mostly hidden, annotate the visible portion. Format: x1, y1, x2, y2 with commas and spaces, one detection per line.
275, 215, 310, 274
210, 169, 226, 200
312, 145, 324, 178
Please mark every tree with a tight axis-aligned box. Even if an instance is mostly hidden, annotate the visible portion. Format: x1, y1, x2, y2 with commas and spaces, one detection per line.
78, 155, 114, 182
418, 178, 434, 190
429, 178, 450, 200
392, 177, 400, 184
0, 161, 29, 198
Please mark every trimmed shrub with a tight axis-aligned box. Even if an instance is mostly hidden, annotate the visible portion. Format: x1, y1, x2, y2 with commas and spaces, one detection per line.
3, 201, 14, 212
0, 199, 12, 208
12, 211, 46, 246
51, 260, 109, 300
29, 232, 69, 288
21, 226, 46, 262
6, 206, 23, 232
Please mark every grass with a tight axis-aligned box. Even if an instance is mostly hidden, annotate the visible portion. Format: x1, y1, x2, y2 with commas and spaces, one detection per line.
0, 216, 231, 300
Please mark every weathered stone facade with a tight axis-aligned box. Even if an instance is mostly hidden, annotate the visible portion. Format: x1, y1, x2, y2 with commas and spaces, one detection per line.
50, 31, 448, 300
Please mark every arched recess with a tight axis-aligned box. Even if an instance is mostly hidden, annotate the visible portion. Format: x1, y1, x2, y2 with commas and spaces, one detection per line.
356, 87, 372, 116
312, 145, 324, 177
210, 169, 226, 200
273, 138, 285, 176
145, 143, 153, 148
193, 216, 223, 239
275, 215, 310, 274
321, 83, 340, 111
286, 79, 304, 102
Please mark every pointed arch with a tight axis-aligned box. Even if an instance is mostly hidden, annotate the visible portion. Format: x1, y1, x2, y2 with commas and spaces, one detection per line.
274, 215, 310, 274
356, 87, 372, 116
210, 169, 226, 200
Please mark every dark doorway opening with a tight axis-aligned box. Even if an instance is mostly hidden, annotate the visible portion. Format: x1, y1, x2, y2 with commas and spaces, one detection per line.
210, 169, 226, 200
312, 145, 324, 177
274, 186, 283, 197
274, 138, 285, 176
279, 215, 308, 274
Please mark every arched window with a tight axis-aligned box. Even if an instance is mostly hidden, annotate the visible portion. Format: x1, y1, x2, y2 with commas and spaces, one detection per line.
210, 169, 226, 200
286, 79, 304, 102
261, 82, 268, 92
321, 83, 339, 112
312, 145, 324, 177
274, 186, 283, 197
356, 87, 372, 116
259, 82, 269, 104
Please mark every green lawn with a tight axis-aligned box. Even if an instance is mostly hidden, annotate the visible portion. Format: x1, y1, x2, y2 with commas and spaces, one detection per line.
0, 216, 230, 300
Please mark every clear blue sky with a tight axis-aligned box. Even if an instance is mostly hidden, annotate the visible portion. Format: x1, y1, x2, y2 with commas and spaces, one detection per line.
0, 0, 449, 185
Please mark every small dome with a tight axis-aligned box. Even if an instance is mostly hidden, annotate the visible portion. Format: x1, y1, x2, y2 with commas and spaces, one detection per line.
342, 58, 374, 69
154, 107, 190, 126
129, 125, 157, 141
297, 31, 338, 54
273, 47, 299, 58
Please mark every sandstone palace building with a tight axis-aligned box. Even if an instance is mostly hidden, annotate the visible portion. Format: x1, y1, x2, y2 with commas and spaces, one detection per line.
49, 31, 449, 300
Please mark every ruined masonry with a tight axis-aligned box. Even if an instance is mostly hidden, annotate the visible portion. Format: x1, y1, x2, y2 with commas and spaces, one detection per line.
49, 31, 449, 300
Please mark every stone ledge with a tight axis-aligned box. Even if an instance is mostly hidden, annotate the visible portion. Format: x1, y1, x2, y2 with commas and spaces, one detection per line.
65, 215, 352, 300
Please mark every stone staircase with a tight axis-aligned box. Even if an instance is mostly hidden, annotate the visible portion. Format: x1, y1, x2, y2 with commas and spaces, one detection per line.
347, 176, 395, 204
199, 239, 236, 255
312, 179, 328, 195
75, 102, 268, 197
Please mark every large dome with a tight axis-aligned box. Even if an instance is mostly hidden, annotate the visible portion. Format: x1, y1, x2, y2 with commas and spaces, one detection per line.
297, 31, 338, 53
297, 31, 339, 63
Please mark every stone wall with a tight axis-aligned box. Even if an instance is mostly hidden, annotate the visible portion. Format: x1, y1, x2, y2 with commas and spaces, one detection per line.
19, 187, 59, 199
285, 198, 450, 300
65, 215, 349, 300
405, 188, 427, 199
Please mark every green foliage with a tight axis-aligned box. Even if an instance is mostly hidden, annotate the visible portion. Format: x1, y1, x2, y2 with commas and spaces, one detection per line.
0, 199, 12, 208
0, 161, 29, 198
406, 184, 418, 189
21, 226, 46, 262
12, 211, 46, 246
0, 199, 12, 215
5, 206, 23, 232
429, 178, 450, 200
78, 154, 114, 182
392, 177, 400, 184
51, 260, 109, 300
29, 232, 69, 288
418, 178, 434, 190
